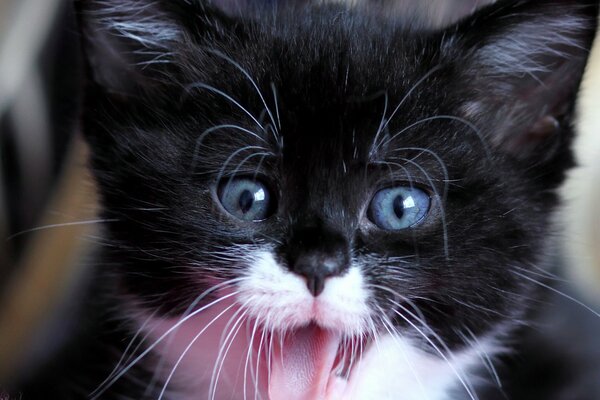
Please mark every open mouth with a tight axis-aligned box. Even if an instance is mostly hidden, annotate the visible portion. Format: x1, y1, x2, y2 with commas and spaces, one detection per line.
265, 323, 369, 400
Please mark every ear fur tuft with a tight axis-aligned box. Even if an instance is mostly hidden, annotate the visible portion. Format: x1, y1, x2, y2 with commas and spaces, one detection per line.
77, 0, 240, 93
452, 0, 599, 158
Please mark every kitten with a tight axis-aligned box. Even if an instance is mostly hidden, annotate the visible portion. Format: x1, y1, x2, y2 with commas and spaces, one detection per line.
12, 0, 599, 399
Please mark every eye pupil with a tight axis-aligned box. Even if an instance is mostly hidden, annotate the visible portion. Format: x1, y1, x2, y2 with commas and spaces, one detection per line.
238, 189, 254, 213
393, 195, 405, 219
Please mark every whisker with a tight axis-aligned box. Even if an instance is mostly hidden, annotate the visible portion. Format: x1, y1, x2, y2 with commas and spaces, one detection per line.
512, 263, 569, 283
90, 289, 239, 399
91, 309, 159, 398
463, 327, 502, 389
227, 152, 273, 185
264, 317, 275, 400
511, 269, 600, 319
204, 48, 280, 143
185, 82, 265, 131
375, 308, 430, 400
157, 301, 239, 400
373, 159, 415, 188
243, 316, 261, 400
371, 91, 389, 158
389, 300, 479, 400
367, 284, 428, 323
251, 153, 270, 182
209, 305, 247, 400
191, 123, 267, 171
7, 219, 118, 241
270, 83, 282, 132
253, 317, 269, 400
210, 308, 250, 400
216, 146, 274, 183
379, 115, 491, 161
371, 65, 443, 158
389, 146, 450, 202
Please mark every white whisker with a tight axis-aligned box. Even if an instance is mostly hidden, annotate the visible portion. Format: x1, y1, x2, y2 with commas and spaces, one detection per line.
157, 301, 239, 400
389, 300, 479, 400
90, 290, 239, 400
204, 48, 280, 144
216, 146, 273, 183
464, 327, 502, 388
191, 124, 268, 170
243, 316, 261, 400
375, 309, 430, 400
7, 219, 118, 241
210, 308, 250, 400
371, 65, 443, 158
185, 82, 265, 131
512, 269, 600, 319
270, 83, 282, 132
91, 309, 159, 398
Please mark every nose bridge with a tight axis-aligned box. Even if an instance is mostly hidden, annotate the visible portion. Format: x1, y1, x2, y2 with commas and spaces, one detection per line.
297, 172, 355, 231
287, 136, 350, 214
281, 151, 358, 295
285, 220, 351, 297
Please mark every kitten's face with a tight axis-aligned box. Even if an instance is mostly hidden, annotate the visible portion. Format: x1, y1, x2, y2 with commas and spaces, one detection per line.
80, 1, 597, 399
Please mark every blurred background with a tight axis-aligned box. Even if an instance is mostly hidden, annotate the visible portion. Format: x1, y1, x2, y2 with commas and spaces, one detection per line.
0, 0, 96, 385
0, 0, 598, 394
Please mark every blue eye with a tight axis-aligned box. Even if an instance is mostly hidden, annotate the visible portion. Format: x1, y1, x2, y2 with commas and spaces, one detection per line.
368, 186, 430, 230
217, 178, 273, 221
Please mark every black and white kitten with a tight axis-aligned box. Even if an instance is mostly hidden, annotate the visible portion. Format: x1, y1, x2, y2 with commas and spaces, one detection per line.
16, 0, 599, 399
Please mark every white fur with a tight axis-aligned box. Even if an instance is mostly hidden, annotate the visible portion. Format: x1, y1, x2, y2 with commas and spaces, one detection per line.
93, 0, 181, 48
342, 334, 483, 400
477, 15, 591, 77
237, 251, 371, 335
128, 250, 502, 400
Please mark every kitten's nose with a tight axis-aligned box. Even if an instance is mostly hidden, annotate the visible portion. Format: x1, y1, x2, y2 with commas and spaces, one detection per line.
292, 251, 347, 296
286, 225, 350, 297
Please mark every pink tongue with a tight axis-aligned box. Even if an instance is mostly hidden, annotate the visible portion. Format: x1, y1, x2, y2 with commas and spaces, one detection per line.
269, 325, 341, 400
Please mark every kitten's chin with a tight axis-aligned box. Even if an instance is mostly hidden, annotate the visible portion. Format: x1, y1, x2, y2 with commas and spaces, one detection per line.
140, 299, 481, 400
140, 300, 370, 400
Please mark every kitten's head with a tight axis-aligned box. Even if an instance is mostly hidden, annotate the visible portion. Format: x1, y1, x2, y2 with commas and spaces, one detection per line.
79, 0, 597, 396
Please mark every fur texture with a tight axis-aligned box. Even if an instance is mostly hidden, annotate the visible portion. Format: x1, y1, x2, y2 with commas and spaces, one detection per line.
10, 1, 599, 399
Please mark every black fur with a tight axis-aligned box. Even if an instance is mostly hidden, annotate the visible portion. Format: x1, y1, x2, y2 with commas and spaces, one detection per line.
10, 0, 599, 398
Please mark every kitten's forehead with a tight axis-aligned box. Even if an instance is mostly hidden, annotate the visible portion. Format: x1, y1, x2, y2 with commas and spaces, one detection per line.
225, 32, 446, 152
188, 29, 456, 198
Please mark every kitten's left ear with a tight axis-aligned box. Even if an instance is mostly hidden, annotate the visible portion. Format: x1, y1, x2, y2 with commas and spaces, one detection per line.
452, 0, 599, 159
76, 0, 245, 94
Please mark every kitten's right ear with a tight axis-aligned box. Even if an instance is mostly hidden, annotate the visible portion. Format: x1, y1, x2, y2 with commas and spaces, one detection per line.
450, 0, 598, 159
76, 0, 240, 94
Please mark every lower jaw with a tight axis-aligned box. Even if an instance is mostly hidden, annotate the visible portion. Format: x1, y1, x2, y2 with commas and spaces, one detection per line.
142, 301, 369, 400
